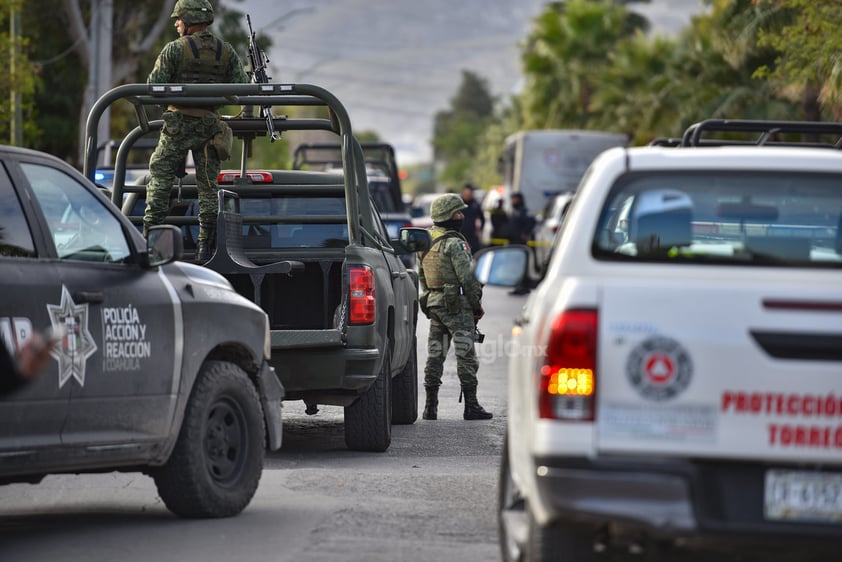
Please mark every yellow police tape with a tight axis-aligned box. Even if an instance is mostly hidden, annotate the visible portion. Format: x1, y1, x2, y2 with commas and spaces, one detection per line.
487, 238, 552, 247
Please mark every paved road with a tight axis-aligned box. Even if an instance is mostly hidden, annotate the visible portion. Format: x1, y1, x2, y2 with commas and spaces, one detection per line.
0, 286, 526, 562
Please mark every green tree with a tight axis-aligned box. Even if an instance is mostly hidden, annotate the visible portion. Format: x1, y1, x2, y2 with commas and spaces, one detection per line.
515, 0, 803, 146
467, 101, 524, 189
432, 70, 496, 186
682, 1, 801, 121
752, 0, 842, 118
1, 0, 39, 145
21, 0, 267, 163
519, 0, 646, 129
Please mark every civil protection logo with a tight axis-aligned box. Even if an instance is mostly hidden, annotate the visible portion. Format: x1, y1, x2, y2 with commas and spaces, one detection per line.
625, 336, 692, 401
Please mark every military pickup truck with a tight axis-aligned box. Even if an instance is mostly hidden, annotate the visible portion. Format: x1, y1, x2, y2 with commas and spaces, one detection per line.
86, 83, 429, 452
293, 142, 415, 268
1, 142, 282, 519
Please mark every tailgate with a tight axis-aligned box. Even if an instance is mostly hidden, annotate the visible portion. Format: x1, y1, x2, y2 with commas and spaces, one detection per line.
595, 273, 842, 464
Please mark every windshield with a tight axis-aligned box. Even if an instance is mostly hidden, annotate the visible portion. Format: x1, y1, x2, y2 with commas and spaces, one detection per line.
593, 171, 842, 268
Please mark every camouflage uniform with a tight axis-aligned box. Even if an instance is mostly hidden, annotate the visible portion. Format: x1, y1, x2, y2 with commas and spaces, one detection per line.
144, 1, 249, 258
419, 194, 492, 421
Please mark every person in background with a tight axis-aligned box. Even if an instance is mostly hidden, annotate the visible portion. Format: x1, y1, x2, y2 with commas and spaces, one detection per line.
143, 0, 249, 262
489, 198, 509, 243
1, 332, 53, 396
419, 194, 493, 421
507, 192, 536, 295
459, 183, 485, 253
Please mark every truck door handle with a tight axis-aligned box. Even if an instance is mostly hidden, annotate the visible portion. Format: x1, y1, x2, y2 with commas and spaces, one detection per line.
392, 271, 407, 280
74, 291, 104, 304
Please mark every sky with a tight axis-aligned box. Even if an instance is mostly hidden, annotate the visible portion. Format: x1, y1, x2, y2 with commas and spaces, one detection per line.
235, 0, 706, 165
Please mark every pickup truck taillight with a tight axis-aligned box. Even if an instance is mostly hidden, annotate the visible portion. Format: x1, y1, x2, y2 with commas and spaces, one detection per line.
349, 266, 375, 325
539, 309, 597, 421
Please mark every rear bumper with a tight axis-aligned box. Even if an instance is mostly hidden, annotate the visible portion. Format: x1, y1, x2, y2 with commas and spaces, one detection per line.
269, 345, 379, 403
534, 455, 842, 548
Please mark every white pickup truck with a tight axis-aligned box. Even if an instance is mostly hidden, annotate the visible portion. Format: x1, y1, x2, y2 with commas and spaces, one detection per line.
476, 120, 842, 562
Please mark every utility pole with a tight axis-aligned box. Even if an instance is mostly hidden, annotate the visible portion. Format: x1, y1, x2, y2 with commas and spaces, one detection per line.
86, 0, 113, 166
10, 2, 22, 146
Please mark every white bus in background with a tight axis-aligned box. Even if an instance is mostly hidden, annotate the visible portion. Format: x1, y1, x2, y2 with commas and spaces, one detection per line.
500, 129, 629, 213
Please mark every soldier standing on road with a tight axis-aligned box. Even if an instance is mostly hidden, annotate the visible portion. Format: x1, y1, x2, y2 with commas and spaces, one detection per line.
419, 194, 493, 421
144, 0, 249, 262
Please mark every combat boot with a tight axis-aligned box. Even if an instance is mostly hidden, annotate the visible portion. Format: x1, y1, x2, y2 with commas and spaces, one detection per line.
196, 240, 214, 263
462, 387, 493, 420
196, 228, 217, 263
422, 387, 438, 420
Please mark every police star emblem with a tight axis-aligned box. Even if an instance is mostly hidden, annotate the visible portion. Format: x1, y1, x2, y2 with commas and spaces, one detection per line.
46, 285, 98, 388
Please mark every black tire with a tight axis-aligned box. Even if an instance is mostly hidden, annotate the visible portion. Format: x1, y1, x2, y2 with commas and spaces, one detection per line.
391, 336, 418, 425
498, 433, 527, 562
152, 361, 265, 518
344, 346, 392, 452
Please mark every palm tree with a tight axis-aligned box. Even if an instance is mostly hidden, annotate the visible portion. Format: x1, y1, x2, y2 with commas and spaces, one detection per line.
519, 0, 646, 129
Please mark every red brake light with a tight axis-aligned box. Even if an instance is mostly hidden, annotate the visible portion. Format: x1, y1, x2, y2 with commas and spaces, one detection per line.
217, 171, 273, 184
349, 266, 375, 325
539, 309, 597, 421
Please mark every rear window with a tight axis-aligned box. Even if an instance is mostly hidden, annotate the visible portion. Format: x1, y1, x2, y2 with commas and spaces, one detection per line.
593, 171, 842, 268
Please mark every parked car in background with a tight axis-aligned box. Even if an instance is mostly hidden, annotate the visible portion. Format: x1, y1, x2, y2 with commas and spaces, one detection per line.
410, 192, 440, 229
93, 137, 160, 190
533, 191, 575, 271
478, 119, 842, 562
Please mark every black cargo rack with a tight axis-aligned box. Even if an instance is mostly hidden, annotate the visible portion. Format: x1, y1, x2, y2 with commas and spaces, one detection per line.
678, 119, 842, 148
648, 137, 683, 147
292, 142, 403, 210
83, 83, 375, 246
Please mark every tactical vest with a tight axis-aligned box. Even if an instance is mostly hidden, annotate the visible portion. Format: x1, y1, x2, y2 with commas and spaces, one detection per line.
421, 231, 462, 289
176, 33, 230, 83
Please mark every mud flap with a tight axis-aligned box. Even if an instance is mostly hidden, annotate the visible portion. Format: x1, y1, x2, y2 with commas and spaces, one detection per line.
256, 361, 284, 451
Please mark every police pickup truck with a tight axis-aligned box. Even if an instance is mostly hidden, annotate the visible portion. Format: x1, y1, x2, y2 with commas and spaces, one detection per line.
88, 83, 428, 453
0, 143, 282, 518
476, 120, 842, 562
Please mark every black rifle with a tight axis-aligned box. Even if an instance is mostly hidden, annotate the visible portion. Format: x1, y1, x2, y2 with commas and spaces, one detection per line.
246, 14, 281, 142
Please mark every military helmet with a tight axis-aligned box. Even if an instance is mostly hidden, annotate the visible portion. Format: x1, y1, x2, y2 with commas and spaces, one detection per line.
431, 193, 468, 222
172, 0, 214, 26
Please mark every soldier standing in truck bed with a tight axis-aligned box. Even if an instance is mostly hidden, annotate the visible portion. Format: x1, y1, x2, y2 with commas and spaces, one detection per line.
144, 0, 249, 262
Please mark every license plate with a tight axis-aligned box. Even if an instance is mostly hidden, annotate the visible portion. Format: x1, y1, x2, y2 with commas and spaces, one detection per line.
764, 470, 842, 523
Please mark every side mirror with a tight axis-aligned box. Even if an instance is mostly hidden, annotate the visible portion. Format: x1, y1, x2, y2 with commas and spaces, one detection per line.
473, 246, 529, 287
146, 225, 183, 267
398, 227, 432, 254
